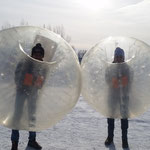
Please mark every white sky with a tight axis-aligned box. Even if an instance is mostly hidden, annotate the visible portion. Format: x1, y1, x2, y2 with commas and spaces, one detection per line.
0, 0, 150, 49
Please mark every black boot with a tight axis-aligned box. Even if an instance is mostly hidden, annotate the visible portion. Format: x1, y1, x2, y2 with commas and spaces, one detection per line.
27, 140, 42, 149
11, 141, 18, 150
104, 137, 113, 146
122, 139, 129, 149
105, 118, 114, 146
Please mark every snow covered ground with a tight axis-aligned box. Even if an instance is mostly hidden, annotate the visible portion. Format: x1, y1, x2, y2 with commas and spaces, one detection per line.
0, 96, 150, 150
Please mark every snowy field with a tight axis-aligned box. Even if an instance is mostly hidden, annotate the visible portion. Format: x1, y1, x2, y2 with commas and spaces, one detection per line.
0, 96, 150, 150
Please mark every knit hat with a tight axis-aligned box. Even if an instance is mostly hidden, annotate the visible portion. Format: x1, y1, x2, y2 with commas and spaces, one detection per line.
32, 43, 44, 57
114, 47, 124, 58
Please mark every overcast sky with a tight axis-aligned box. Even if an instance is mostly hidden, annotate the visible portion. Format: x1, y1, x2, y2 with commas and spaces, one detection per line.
0, 0, 150, 49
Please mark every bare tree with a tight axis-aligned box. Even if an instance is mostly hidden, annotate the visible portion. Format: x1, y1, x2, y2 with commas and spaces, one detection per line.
1, 20, 29, 30
43, 24, 71, 43
1, 22, 13, 30
20, 19, 29, 26
78, 49, 87, 64
1, 21, 71, 43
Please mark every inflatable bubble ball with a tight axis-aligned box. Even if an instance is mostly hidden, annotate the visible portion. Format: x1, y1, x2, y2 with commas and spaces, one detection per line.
81, 36, 150, 118
0, 26, 81, 131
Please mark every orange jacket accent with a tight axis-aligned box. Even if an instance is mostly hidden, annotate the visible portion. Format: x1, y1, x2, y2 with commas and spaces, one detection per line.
121, 76, 128, 87
34, 76, 44, 87
23, 73, 33, 86
112, 77, 119, 88
23, 73, 44, 87
112, 76, 128, 88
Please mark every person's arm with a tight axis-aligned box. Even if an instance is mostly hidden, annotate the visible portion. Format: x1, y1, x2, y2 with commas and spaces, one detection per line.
14, 62, 24, 86
34, 67, 47, 89
105, 67, 110, 84
105, 66, 113, 85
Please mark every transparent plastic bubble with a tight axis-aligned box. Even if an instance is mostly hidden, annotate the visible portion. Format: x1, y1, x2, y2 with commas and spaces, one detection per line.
81, 36, 150, 118
0, 26, 81, 131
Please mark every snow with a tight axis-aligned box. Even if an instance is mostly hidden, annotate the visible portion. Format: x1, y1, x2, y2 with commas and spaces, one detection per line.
0, 96, 150, 150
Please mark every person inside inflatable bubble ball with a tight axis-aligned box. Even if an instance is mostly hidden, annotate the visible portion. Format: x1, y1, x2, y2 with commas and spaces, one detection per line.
105, 47, 133, 149
11, 43, 46, 150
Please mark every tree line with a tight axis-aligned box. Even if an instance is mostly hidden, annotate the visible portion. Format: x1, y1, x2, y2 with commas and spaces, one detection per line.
1, 20, 71, 43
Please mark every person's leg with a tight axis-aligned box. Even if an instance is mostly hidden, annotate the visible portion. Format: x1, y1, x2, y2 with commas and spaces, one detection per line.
28, 92, 37, 127
11, 130, 19, 150
12, 90, 26, 127
105, 118, 115, 146
121, 119, 129, 148
27, 131, 42, 149
29, 131, 36, 141
11, 130, 19, 143
108, 118, 115, 138
120, 95, 129, 118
